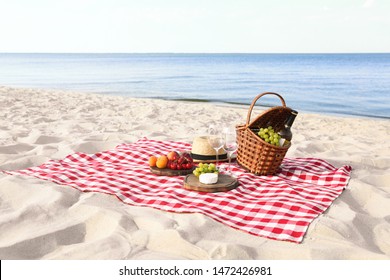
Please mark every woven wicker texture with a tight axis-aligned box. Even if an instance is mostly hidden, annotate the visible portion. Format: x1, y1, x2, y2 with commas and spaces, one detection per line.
236, 92, 292, 175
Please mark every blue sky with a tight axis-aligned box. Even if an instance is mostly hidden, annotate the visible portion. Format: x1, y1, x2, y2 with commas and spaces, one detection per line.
0, 0, 389, 53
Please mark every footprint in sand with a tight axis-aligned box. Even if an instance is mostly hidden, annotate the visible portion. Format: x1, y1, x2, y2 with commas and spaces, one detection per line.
35, 135, 63, 145
146, 229, 210, 260
0, 143, 35, 154
0, 221, 86, 259
373, 222, 390, 255
71, 141, 118, 154
17, 129, 63, 145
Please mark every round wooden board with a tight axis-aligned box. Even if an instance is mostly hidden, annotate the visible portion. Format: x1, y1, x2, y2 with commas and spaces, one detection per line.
183, 174, 239, 193
150, 166, 194, 176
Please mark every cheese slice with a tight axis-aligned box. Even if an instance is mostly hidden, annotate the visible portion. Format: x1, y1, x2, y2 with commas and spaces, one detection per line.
199, 173, 218, 184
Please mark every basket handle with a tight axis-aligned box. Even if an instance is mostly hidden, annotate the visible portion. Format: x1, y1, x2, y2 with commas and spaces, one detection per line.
246, 92, 286, 125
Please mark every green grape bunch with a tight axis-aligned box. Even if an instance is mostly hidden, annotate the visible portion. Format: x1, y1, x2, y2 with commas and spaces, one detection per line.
258, 126, 281, 146
193, 163, 219, 177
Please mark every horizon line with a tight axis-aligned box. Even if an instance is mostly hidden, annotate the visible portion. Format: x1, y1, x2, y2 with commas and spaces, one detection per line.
1, 51, 390, 55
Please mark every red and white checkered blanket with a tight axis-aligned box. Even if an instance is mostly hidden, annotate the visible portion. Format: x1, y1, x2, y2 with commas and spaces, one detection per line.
3, 138, 352, 243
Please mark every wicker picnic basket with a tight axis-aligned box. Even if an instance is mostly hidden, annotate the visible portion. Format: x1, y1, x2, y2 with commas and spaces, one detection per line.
236, 92, 293, 175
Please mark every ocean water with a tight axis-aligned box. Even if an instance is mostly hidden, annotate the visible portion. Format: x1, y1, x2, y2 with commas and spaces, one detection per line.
0, 53, 389, 119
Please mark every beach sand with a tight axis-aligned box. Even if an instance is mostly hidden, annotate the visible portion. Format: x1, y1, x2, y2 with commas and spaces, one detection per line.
0, 85, 389, 260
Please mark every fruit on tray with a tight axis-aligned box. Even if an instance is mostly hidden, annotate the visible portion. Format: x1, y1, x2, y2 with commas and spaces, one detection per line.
169, 152, 193, 170
149, 156, 158, 167
192, 163, 218, 177
149, 151, 194, 170
156, 155, 168, 169
167, 151, 179, 161
258, 126, 281, 146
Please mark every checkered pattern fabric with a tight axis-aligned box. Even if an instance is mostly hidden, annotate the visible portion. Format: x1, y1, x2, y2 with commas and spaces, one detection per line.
3, 138, 352, 243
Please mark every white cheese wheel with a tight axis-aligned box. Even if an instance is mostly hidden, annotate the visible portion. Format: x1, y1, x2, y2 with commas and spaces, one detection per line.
199, 173, 218, 184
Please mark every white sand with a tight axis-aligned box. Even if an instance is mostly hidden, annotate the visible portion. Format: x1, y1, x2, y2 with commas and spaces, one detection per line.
0, 85, 389, 260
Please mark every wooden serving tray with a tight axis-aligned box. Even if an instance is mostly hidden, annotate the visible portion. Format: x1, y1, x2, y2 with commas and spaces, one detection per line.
183, 174, 239, 193
150, 166, 194, 176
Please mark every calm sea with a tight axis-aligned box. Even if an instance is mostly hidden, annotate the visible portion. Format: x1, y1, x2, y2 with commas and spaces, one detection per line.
0, 53, 389, 119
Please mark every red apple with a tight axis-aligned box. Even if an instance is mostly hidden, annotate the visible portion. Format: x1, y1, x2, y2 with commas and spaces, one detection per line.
167, 151, 179, 161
